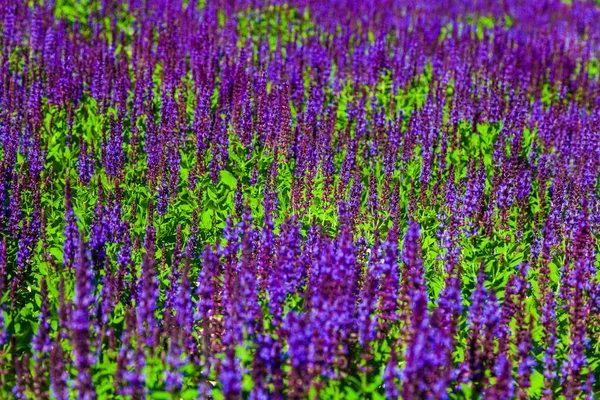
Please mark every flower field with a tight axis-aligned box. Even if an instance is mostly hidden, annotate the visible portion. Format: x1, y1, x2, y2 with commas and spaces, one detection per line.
1, 0, 600, 398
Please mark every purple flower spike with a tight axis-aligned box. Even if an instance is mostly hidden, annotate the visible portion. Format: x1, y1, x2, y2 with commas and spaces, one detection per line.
71, 233, 96, 400
63, 176, 78, 268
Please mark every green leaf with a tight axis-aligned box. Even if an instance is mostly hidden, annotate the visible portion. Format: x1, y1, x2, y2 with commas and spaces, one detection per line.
529, 370, 545, 397
344, 387, 361, 400
220, 170, 237, 190
212, 387, 224, 400
149, 391, 172, 399
181, 389, 200, 399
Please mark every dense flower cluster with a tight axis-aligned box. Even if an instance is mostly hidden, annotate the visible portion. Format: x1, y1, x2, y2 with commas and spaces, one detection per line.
1, 0, 600, 398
